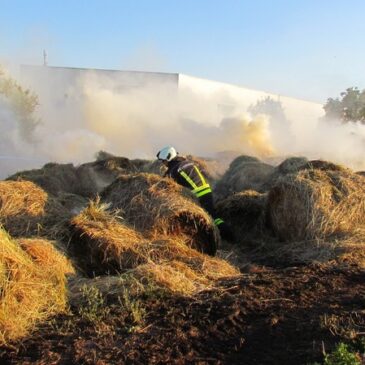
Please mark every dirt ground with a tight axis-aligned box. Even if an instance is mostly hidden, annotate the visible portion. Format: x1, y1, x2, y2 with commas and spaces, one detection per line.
1, 263, 364, 365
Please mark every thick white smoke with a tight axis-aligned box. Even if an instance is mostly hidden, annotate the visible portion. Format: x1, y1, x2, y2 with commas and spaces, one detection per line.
1, 64, 365, 180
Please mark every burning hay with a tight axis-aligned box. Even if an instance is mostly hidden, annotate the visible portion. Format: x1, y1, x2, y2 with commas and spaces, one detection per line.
216, 190, 267, 243
214, 155, 274, 199
267, 163, 365, 242
0, 180, 71, 238
100, 173, 220, 255
0, 228, 70, 344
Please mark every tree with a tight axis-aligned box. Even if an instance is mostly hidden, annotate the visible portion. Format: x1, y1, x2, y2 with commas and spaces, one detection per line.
0, 66, 40, 141
248, 96, 288, 124
323, 87, 365, 124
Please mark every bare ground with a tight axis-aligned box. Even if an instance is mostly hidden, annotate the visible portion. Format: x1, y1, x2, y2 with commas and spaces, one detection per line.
1, 263, 364, 365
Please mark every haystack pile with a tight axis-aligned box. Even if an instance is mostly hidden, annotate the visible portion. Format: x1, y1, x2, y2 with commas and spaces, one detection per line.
100, 173, 220, 255
214, 155, 274, 199
267, 163, 365, 242
0, 228, 73, 344
0, 180, 70, 238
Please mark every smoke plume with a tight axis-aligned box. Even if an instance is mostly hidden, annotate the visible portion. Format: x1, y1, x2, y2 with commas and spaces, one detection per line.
1, 64, 365, 180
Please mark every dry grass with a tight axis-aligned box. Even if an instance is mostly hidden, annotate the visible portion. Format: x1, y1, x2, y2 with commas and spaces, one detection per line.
0, 180, 71, 239
0, 227, 70, 344
100, 173, 220, 255
251, 229, 365, 268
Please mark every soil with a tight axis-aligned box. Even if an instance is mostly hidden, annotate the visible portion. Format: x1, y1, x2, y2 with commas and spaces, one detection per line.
1, 263, 364, 365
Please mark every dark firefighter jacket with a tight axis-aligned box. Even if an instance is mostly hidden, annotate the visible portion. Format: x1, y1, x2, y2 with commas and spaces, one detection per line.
165, 157, 212, 199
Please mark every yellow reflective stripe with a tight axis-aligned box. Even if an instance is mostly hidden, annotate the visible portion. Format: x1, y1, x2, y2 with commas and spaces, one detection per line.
214, 218, 224, 226
192, 183, 210, 194
194, 165, 206, 185
179, 170, 198, 189
195, 188, 212, 198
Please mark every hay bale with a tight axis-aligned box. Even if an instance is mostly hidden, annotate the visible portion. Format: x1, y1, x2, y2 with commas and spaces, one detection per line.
216, 190, 267, 242
8, 163, 80, 196
7, 156, 128, 198
0, 180, 71, 239
17, 238, 75, 276
55, 192, 88, 215
299, 160, 348, 172
70, 200, 148, 276
259, 156, 309, 191
214, 155, 274, 199
275, 157, 308, 174
0, 227, 68, 344
100, 173, 220, 255
267, 164, 365, 242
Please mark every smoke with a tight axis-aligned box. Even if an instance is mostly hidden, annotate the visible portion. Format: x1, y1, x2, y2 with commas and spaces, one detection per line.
1, 64, 365, 180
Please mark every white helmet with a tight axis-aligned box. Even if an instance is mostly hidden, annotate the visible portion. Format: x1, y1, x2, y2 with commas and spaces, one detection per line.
156, 146, 178, 162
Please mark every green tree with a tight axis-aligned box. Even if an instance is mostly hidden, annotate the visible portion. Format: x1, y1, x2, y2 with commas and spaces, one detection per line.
323, 87, 365, 124
248, 96, 288, 124
0, 66, 40, 141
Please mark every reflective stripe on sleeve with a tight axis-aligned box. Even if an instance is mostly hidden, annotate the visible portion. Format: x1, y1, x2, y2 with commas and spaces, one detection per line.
214, 218, 224, 226
195, 187, 212, 198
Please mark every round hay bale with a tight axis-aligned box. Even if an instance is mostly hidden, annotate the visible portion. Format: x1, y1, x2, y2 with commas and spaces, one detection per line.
276, 157, 308, 174
267, 166, 365, 241
0, 227, 68, 344
216, 190, 267, 242
215, 155, 274, 199
229, 155, 261, 172
70, 200, 148, 276
7, 163, 79, 196
100, 173, 220, 256
55, 192, 88, 215
299, 160, 347, 172
260, 156, 309, 191
0, 180, 71, 238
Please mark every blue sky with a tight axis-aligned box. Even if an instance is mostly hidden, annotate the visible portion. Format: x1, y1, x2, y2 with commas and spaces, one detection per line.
1, 0, 364, 103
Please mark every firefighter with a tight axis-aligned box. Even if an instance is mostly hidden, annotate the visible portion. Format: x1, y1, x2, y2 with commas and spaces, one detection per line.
156, 146, 234, 248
